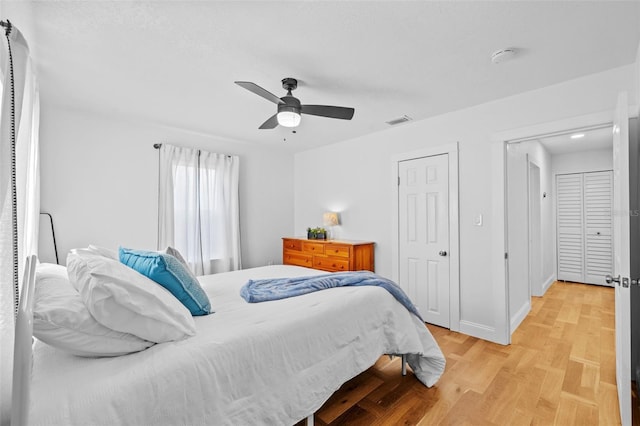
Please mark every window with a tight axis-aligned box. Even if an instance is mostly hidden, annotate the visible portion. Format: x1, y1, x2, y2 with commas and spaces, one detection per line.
158, 145, 241, 275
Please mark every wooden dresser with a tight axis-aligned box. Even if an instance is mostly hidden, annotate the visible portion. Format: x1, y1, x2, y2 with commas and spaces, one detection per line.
282, 237, 375, 272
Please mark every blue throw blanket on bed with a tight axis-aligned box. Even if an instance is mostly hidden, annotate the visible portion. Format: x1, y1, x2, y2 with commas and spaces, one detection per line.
240, 271, 423, 321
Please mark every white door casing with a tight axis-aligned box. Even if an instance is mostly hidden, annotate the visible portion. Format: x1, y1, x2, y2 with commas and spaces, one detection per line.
506, 147, 531, 331
613, 92, 631, 426
528, 162, 542, 297
398, 154, 450, 327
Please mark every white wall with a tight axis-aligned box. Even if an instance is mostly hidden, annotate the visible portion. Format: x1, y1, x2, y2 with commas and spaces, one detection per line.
294, 65, 635, 342
551, 148, 613, 175
39, 105, 294, 268
505, 139, 554, 332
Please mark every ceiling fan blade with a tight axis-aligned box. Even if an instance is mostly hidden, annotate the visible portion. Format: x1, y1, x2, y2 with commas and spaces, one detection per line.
235, 81, 284, 105
259, 114, 279, 129
301, 105, 355, 120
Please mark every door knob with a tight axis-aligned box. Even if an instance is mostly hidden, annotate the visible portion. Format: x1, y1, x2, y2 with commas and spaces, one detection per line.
438, 250, 447, 257
605, 274, 620, 285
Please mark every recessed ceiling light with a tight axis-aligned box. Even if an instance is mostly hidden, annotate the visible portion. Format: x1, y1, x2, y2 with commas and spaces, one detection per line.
570, 133, 585, 139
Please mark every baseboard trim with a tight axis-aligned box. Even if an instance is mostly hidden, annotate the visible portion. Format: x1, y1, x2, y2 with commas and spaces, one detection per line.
459, 320, 498, 343
542, 274, 555, 295
510, 300, 531, 334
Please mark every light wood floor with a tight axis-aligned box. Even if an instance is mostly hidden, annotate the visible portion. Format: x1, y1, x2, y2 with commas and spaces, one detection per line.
305, 281, 620, 425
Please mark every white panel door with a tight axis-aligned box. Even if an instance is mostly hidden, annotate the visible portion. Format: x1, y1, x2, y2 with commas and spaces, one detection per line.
613, 92, 631, 426
398, 154, 450, 327
584, 171, 613, 285
556, 174, 585, 282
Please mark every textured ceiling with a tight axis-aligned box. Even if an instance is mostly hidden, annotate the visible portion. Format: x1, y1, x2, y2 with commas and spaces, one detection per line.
538, 126, 613, 156
3, 1, 640, 152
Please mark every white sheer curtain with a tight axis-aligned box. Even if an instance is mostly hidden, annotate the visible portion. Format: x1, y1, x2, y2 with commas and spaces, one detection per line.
158, 144, 241, 276
0, 23, 40, 424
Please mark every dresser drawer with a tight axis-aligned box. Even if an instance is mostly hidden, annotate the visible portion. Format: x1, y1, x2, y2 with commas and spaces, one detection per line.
302, 241, 325, 255
282, 237, 375, 272
324, 243, 350, 258
283, 252, 313, 268
313, 256, 349, 272
283, 238, 302, 251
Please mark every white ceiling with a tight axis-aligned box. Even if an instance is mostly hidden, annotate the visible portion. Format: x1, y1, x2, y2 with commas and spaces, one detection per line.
4, 1, 640, 152
538, 125, 613, 156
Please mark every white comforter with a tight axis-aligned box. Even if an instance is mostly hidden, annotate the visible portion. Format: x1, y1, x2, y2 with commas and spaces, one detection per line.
29, 265, 445, 426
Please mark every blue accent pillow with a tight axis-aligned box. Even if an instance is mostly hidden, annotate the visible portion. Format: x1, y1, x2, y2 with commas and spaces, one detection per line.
119, 248, 211, 316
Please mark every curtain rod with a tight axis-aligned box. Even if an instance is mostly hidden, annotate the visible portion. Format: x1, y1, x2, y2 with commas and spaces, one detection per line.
0, 20, 12, 35
153, 143, 233, 159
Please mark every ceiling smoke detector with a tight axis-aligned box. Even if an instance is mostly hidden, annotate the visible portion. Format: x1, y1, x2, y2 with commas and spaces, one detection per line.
491, 48, 516, 64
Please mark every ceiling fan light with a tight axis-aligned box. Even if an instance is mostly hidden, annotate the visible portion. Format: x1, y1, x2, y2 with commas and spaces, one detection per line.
277, 110, 301, 127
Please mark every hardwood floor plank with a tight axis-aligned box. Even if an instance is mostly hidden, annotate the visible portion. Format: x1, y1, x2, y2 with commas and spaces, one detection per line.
316, 372, 384, 424
306, 281, 621, 425
599, 382, 622, 425
513, 366, 546, 414
434, 388, 486, 425
554, 395, 579, 425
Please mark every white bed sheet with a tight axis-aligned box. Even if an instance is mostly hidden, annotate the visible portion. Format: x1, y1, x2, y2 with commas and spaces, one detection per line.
29, 265, 445, 426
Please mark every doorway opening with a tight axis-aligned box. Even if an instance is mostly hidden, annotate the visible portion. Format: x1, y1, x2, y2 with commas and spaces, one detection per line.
505, 123, 614, 332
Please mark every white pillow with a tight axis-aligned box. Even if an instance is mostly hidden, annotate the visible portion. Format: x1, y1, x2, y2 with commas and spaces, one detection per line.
33, 263, 155, 357
87, 244, 119, 260
67, 250, 196, 343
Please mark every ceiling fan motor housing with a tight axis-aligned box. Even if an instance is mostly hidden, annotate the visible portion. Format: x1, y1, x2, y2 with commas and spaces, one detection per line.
279, 95, 301, 114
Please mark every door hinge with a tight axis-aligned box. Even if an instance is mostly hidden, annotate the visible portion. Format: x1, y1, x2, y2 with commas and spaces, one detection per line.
505, 252, 508, 260
397, 176, 400, 186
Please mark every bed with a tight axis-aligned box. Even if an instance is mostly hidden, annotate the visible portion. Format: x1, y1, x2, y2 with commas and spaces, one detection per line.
17, 259, 445, 425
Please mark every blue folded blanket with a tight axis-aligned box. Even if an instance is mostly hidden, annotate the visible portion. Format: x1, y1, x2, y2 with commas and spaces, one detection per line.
240, 271, 423, 321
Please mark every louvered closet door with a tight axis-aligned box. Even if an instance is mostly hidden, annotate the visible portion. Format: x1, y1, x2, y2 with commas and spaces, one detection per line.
556, 174, 584, 282
583, 171, 613, 285
556, 171, 613, 286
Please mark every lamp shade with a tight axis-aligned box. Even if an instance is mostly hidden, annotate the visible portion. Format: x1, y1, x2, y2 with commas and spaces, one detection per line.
323, 212, 340, 227
277, 110, 301, 128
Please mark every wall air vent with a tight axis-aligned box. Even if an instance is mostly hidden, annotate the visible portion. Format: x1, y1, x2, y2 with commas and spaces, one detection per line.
385, 115, 412, 126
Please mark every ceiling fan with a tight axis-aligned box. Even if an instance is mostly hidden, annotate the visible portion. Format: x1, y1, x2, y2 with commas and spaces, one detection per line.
234, 78, 355, 129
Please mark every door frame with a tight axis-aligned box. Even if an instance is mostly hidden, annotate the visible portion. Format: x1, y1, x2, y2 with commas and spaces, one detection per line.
492, 108, 637, 344
505, 146, 532, 333
391, 142, 460, 332
528, 160, 542, 297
